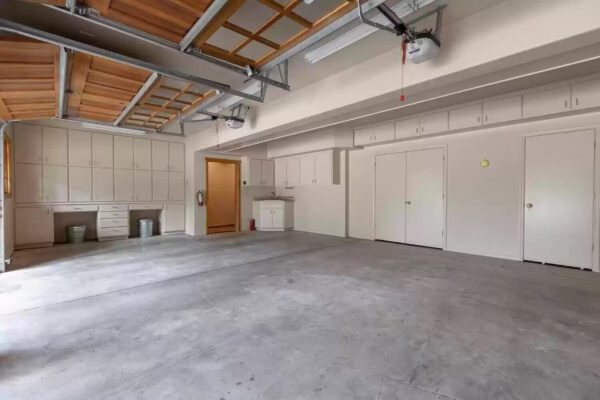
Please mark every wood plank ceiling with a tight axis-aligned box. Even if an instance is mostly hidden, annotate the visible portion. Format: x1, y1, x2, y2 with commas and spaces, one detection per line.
0, 36, 59, 122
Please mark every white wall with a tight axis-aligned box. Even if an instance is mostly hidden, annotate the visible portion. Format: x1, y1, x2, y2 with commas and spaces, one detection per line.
349, 111, 600, 271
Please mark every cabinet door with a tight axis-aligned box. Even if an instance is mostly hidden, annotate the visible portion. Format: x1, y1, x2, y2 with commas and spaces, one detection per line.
299, 154, 315, 185
572, 79, 600, 110
42, 165, 68, 202
152, 170, 169, 201
168, 142, 184, 172
449, 103, 483, 131
42, 126, 67, 165
522, 85, 571, 118
314, 151, 332, 185
260, 207, 273, 228
163, 204, 185, 232
261, 160, 274, 186
92, 133, 113, 168
114, 169, 134, 201
395, 118, 420, 139
248, 158, 262, 186
354, 127, 372, 146
69, 166, 92, 202
483, 95, 522, 125
420, 111, 448, 135
286, 156, 300, 187
93, 168, 114, 202
16, 207, 53, 245
169, 172, 184, 201
152, 141, 169, 171
133, 138, 151, 170
15, 163, 42, 203
274, 158, 286, 187
272, 208, 284, 228
371, 122, 395, 143
134, 170, 152, 201
68, 130, 92, 167
114, 136, 134, 169
15, 124, 42, 164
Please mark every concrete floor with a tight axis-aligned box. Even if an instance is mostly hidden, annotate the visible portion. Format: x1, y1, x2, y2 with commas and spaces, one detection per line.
1, 232, 599, 400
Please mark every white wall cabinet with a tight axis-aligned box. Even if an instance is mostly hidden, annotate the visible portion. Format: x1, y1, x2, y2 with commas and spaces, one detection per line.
152, 170, 169, 201
483, 95, 522, 125
68, 130, 92, 167
15, 124, 42, 164
241, 157, 274, 187
354, 122, 395, 146
449, 104, 483, 131
16, 207, 54, 246
522, 85, 571, 118
134, 170, 152, 201
93, 168, 114, 202
15, 163, 42, 203
419, 111, 449, 135
275, 156, 300, 187
114, 169, 134, 201
42, 127, 68, 165
114, 136, 134, 169
42, 165, 68, 203
69, 167, 92, 202
162, 204, 185, 233
152, 140, 169, 171
169, 172, 185, 201
133, 138, 152, 170
300, 150, 334, 185
261, 160, 274, 186
572, 78, 600, 110
168, 142, 184, 172
92, 133, 113, 168
395, 118, 420, 140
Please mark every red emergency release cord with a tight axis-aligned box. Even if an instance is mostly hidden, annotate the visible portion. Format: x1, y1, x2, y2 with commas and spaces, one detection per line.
400, 40, 407, 102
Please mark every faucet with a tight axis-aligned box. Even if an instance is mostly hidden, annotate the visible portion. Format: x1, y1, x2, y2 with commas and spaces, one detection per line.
270, 192, 276, 198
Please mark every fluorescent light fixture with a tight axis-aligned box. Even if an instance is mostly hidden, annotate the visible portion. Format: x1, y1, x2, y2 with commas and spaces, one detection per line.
81, 122, 149, 135
304, 0, 434, 64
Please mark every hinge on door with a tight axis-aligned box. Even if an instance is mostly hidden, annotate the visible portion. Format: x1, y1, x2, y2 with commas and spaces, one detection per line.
442, 230, 444, 236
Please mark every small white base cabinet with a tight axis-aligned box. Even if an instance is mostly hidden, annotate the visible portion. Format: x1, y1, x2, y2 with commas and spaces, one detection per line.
254, 200, 294, 231
97, 204, 129, 241
15, 207, 54, 248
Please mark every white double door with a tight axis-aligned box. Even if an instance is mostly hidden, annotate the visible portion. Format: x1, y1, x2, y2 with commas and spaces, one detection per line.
375, 148, 444, 248
524, 130, 595, 269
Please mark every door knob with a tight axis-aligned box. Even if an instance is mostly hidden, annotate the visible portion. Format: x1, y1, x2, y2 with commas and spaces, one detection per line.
526, 203, 533, 208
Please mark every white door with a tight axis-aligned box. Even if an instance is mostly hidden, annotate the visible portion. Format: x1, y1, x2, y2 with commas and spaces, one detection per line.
524, 130, 595, 269
92, 133, 113, 168
15, 163, 42, 203
114, 169, 134, 201
260, 207, 273, 228
261, 160, 274, 186
274, 158, 286, 187
286, 156, 300, 187
42, 165, 68, 202
152, 170, 169, 201
14, 123, 42, 164
133, 138, 151, 170
134, 170, 152, 201
114, 136, 134, 169
15, 207, 53, 245
375, 153, 406, 243
299, 154, 314, 185
42, 127, 68, 165
395, 118, 420, 139
449, 104, 483, 131
68, 130, 92, 167
93, 168, 114, 202
69, 167, 92, 202
169, 142, 184, 172
169, 172, 184, 201
314, 151, 332, 184
406, 148, 444, 248
152, 140, 169, 171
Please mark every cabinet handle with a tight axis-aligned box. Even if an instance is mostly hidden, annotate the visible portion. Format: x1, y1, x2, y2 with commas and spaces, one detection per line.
485, 114, 488, 122
421, 127, 424, 133
477, 116, 481, 123
416, 127, 419, 134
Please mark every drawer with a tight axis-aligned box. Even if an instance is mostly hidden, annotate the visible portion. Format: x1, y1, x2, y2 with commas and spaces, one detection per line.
98, 218, 129, 228
129, 203, 164, 210
99, 204, 128, 212
53, 205, 98, 213
99, 211, 128, 219
98, 227, 129, 238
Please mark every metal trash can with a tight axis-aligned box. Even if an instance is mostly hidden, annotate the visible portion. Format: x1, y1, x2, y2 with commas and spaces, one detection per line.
66, 225, 86, 244
139, 219, 154, 238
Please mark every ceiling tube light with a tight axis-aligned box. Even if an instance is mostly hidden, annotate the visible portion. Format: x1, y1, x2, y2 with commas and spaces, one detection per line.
81, 122, 149, 135
304, 0, 434, 64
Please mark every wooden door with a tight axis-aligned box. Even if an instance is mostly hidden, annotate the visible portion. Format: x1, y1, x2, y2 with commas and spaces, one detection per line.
206, 158, 239, 234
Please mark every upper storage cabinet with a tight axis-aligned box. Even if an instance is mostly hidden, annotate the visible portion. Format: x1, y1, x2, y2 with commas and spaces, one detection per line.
152, 140, 169, 171
395, 118, 420, 140
92, 133, 113, 168
15, 124, 42, 164
133, 138, 151, 170
299, 150, 337, 185
483, 95, 522, 125
449, 104, 482, 131
168, 142, 184, 172
572, 78, 600, 110
354, 122, 394, 146
42, 127, 68, 165
241, 157, 274, 187
522, 85, 571, 118
114, 135, 134, 169
68, 130, 92, 167
419, 111, 448, 135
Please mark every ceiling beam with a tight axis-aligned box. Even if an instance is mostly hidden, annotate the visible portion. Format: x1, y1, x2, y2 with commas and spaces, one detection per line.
180, 0, 228, 50
192, 0, 245, 48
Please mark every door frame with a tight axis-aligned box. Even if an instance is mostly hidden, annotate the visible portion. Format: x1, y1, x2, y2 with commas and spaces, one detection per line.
205, 157, 241, 234
373, 145, 448, 249
521, 128, 598, 270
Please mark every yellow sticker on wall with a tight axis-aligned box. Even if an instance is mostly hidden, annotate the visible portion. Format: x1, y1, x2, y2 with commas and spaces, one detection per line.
481, 159, 490, 168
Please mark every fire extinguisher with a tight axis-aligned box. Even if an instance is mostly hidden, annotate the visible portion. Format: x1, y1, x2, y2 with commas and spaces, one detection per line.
250, 218, 256, 231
